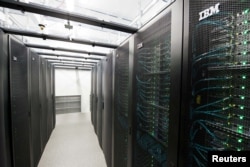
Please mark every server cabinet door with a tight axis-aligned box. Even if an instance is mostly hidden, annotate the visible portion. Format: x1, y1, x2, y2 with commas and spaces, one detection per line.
46, 62, 53, 138
29, 50, 42, 167
102, 54, 113, 167
9, 36, 32, 167
0, 30, 12, 167
96, 62, 103, 146
133, 12, 171, 167
187, 1, 250, 166
40, 58, 48, 150
113, 41, 130, 167
92, 66, 98, 132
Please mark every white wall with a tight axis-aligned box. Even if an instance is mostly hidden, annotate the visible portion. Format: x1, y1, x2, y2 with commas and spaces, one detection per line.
55, 69, 91, 113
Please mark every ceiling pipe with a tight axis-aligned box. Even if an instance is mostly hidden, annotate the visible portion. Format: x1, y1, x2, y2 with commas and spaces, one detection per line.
0, 0, 138, 33
52, 63, 93, 68
47, 59, 96, 65
0, 27, 118, 48
26, 43, 107, 56
52, 63, 94, 68
44, 57, 98, 63
54, 66, 92, 71
37, 52, 101, 61
48, 60, 96, 66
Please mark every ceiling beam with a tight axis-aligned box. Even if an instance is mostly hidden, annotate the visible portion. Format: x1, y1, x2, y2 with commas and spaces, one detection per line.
48, 60, 96, 66
52, 63, 94, 68
0, 0, 138, 33
54, 66, 92, 71
52, 63, 92, 68
1, 27, 118, 48
47, 59, 96, 65
26, 43, 107, 56
37, 52, 101, 60
44, 57, 98, 64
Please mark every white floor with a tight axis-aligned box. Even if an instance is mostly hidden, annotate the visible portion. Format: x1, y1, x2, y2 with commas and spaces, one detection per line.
38, 112, 107, 167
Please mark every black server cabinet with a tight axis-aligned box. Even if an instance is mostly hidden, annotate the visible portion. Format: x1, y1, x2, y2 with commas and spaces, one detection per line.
0, 30, 12, 167
9, 36, 32, 167
51, 65, 56, 129
40, 58, 48, 150
92, 66, 98, 132
186, 0, 250, 166
133, 12, 172, 167
46, 62, 54, 138
29, 50, 42, 167
90, 68, 94, 124
96, 62, 103, 145
113, 41, 130, 167
131, 1, 184, 167
102, 54, 113, 167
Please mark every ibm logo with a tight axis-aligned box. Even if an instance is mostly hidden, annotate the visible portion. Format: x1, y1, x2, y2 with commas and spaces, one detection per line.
199, 3, 220, 21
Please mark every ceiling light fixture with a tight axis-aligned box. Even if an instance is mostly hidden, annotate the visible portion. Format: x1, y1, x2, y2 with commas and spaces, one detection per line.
38, 23, 45, 30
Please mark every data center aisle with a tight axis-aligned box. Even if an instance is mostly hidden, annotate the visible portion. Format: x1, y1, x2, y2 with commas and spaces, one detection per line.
38, 112, 107, 167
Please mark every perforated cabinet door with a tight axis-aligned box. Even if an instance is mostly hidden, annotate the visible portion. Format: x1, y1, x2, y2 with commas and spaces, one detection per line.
30, 50, 42, 167
102, 54, 113, 167
9, 36, 32, 167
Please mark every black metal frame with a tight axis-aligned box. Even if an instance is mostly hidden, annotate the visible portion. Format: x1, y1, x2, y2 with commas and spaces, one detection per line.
38, 52, 101, 61
47, 59, 96, 65
54, 66, 91, 70
44, 58, 99, 64
0, 27, 118, 49
53, 64, 92, 68
128, 0, 187, 167
51, 63, 93, 68
0, 0, 138, 34
0, 30, 12, 167
26, 44, 106, 56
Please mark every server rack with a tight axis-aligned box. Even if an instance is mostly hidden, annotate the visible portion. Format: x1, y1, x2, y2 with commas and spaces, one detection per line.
131, 1, 184, 167
40, 58, 49, 150
51, 65, 56, 129
46, 62, 54, 138
101, 53, 113, 167
186, 0, 250, 166
133, 12, 171, 167
9, 35, 32, 167
90, 68, 94, 124
92, 66, 98, 132
96, 62, 103, 146
113, 41, 130, 167
29, 50, 42, 167
0, 30, 12, 167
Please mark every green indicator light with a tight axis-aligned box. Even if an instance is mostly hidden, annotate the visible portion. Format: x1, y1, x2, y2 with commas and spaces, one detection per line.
237, 148, 241, 151
238, 129, 243, 134
244, 30, 248, 35
238, 126, 243, 130
244, 20, 248, 24
244, 9, 249, 14
243, 41, 248, 45
241, 96, 245, 100
242, 75, 247, 79
240, 115, 244, 120
238, 138, 243, 143
241, 86, 245, 89
242, 61, 247, 65
240, 106, 244, 110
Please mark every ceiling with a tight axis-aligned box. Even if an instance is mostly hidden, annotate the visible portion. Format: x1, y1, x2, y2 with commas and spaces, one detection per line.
0, 0, 174, 64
